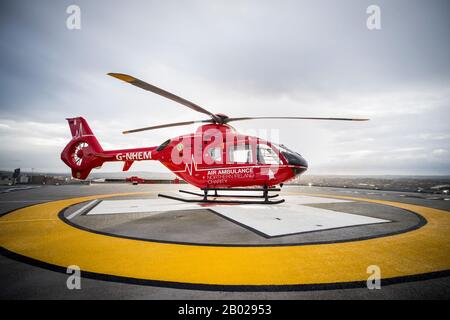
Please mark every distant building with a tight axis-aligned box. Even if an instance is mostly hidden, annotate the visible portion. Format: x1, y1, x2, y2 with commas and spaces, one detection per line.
0, 173, 13, 185
431, 185, 450, 194
19, 176, 30, 184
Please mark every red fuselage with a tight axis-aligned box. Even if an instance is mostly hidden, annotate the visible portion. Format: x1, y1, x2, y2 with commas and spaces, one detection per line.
61, 118, 307, 188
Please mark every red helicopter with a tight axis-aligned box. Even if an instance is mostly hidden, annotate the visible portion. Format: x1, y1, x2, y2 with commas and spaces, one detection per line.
61, 73, 368, 204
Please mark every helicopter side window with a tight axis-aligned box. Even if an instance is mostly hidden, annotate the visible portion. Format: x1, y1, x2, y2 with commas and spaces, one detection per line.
257, 144, 281, 165
207, 146, 222, 162
228, 144, 253, 164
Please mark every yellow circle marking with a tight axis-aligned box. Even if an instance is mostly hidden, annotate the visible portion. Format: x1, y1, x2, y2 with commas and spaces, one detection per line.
0, 192, 449, 286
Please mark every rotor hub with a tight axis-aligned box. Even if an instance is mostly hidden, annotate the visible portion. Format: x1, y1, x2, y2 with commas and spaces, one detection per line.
214, 113, 229, 124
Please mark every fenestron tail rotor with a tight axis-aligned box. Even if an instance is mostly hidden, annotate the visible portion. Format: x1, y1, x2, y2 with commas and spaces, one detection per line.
71, 142, 89, 167
108, 72, 369, 134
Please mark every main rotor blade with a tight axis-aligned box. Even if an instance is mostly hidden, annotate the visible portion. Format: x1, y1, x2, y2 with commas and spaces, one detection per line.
108, 73, 218, 120
123, 119, 214, 134
225, 116, 369, 123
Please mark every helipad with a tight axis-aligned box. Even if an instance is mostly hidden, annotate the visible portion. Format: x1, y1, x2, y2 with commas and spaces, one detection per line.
1, 184, 449, 297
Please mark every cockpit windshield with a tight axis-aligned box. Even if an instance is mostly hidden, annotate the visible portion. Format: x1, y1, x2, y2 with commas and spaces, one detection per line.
276, 144, 299, 155
275, 143, 308, 168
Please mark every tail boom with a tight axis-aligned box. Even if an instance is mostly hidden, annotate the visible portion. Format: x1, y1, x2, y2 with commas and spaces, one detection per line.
61, 117, 157, 179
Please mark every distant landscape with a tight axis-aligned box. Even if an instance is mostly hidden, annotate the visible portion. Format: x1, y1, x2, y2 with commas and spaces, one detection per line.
294, 175, 450, 193
1, 169, 449, 194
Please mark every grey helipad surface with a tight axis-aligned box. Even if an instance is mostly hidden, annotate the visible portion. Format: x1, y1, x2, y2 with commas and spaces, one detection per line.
1, 183, 449, 299
85, 196, 389, 238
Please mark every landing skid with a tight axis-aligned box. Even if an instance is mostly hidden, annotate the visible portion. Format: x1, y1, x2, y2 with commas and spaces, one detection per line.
158, 186, 285, 205
178, 189, 279, 199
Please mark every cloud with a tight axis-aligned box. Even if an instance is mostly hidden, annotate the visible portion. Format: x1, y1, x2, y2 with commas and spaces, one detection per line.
432, 148, 448, 156
0, 0, 449, 175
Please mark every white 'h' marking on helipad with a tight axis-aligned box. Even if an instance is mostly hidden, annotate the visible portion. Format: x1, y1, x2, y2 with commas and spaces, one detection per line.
85, 195, 390, 237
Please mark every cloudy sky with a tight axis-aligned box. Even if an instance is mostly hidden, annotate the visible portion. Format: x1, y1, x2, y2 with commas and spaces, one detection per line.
0, 0, 449, 175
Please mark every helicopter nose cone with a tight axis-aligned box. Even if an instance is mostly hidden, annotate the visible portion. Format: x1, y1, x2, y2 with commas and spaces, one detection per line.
281, 151, 308, 175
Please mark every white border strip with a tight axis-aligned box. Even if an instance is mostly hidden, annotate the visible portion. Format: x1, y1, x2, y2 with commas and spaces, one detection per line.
67, 200, 100, 220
